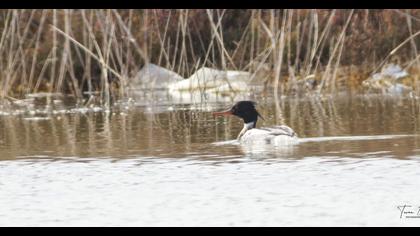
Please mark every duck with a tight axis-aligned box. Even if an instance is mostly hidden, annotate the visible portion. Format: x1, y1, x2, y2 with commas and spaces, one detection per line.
213, 101, 298, 145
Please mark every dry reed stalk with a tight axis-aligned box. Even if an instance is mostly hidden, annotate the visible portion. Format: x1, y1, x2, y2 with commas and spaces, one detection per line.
186, 19, 199, 75
317, 9, 354, 94
294, 11, 302, 71
49, 9, 57, 95
0, 10, 12, 60
249, 11, 256, 70
1, 11, 18, 100
405, 10, 420, 69
111, 10, 149, 65
201, 10, 225, 69
56, 9, 69, 95
330, 33, 346, 93
124, 10, 134, 75
13, 10, 36, 94
373, 29, 420, 75
101, 10, 115, 108
245, 46, 273, 83
206, 9, 237, 70
51, 25, 123, 82
285, 10, 295, 93
170, 11, 182, 72
153, 10, 172, 68
27, 10, 47, 94
301, 11, 314, 76
230, 16, 251, 68
65, 11, 82, 101
177, 9, 189, 76
311, 10, 336, 77
405, 53, 420, 71
272, 10, 287, 125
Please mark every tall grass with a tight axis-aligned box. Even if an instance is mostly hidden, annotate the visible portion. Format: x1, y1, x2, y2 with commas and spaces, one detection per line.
0, 9, 419, 107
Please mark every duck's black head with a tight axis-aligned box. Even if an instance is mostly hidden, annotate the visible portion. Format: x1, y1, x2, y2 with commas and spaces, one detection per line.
213, 101, 263, 128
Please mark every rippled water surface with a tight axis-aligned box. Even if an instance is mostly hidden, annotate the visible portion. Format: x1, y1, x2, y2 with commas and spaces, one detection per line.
1, 94, 420, 226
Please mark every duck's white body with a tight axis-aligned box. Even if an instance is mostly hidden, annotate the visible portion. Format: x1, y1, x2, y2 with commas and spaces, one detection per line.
213, 101, 299, 147
238, 123, 298, 146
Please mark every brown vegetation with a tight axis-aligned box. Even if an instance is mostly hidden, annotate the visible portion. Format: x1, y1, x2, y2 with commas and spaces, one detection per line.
0, 9, 419, 105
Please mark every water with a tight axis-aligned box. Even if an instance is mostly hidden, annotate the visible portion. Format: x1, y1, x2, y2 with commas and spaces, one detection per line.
1, 93, 420, 226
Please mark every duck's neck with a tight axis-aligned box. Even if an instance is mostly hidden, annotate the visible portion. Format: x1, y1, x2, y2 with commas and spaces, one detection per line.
237, 121, 256, 140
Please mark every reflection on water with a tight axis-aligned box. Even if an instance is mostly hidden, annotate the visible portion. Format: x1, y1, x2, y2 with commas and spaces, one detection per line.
0, 93, 420, 226
1, 94, 419, 160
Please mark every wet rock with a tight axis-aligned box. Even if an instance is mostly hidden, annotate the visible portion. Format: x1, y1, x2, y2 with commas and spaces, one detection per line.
168, 67, 252, 93
379, 64, 409, 79
362, 64, 413, 95
132, 63, 184, 90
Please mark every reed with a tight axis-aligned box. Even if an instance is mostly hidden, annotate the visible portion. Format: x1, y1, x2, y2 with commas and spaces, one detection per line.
0, 9, 418, 107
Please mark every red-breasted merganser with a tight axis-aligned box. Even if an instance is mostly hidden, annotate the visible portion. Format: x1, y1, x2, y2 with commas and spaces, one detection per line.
213, 101, 298, 145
